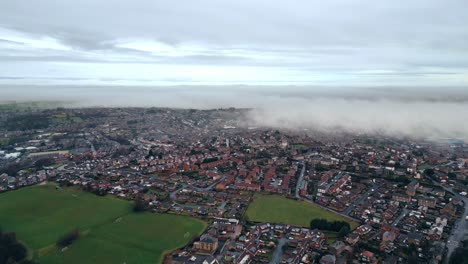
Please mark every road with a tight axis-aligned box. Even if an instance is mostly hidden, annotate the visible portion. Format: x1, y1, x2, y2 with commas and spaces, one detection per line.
294, 162, 306, 199
121, 168, 226, 192
168, 175, 227, 209
85, 139, 97, 156
169, 184, 187, 201
120, 168, 227, 211
391, 208, 408, 227
444, 195, 468, 263
342, 182, 381, 216
193, 175, 227, 192
422, 177, 468, 264
294, 163, 361, 223
269, 238, 287, 264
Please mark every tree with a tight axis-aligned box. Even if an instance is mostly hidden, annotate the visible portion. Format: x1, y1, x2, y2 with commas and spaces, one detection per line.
34, 158, 55, 168
403, 243, 417, 256
310, 219, 350, 232
338, 225, 350, 238
449, 240, 468, 264
56, 228, 80, 248
448, 172, 457, 179
4, 114, 50, 131
133, 197, 148, 212
0, 229, 30, 264
315, 163, 329, 172
418, 222, 430, 230
146, 148, 156, 159
425, 169, 435, 177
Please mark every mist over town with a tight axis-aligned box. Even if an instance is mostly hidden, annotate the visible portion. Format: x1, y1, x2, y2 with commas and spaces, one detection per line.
2, 85, 468, 140
1, 1, 468, 264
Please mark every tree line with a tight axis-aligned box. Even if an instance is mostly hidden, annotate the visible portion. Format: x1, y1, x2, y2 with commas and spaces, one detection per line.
56, 228, 80, 248
0, 228, 36, 264
310, 219, 351, 237
450, 239, 468, 264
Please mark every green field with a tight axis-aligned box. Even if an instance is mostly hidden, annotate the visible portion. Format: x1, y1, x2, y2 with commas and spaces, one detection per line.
0, 101, 67, 111
417, 164, 430, 170
246, 194, 358, 229
0, 183, 206, 263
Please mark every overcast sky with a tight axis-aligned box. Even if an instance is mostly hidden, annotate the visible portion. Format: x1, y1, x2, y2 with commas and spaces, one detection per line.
1, 0, 468, 86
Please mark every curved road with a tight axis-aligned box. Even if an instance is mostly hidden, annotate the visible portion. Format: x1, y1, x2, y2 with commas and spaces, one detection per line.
444, 195, 467, 263
295, 162, 360, 223
419, 167, 468, 263
269, 238, 287, 264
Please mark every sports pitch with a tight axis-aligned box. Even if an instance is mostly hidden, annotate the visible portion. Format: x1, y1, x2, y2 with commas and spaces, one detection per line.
246, 194, 358, 229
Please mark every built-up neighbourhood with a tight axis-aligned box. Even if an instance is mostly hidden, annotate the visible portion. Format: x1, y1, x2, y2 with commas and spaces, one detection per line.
1, 107, 467, 264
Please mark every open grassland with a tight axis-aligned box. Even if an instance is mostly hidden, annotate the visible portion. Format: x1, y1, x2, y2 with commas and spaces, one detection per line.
40, 212, 206, 264
246, 194, 358, 229
0, 183, 206, 263
0, 101, 67, 111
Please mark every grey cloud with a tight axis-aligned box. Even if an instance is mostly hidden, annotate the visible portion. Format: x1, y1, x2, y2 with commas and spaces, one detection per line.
245, 99, 468, 139
0, 38, 25, 45
1, 1, 468, 66
0, 1, 466, 139
0, 1, 467, 93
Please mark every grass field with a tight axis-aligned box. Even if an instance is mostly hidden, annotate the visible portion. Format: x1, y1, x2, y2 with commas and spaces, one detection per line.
246, 194, 358, 229
0, 183, 206, 263
50, 113, 83, 124
323, 231, 339, 245
0, 101, 66, 111
0, 138, 8, 146
417, 164, 430, 170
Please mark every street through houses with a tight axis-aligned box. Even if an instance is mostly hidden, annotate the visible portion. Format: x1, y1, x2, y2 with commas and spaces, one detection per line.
295, 162, 360, 222
269, 237, 287, 264
444, 195, 468, 263
342, 181, 381, 216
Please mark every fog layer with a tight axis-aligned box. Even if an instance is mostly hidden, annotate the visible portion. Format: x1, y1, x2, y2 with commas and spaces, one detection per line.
1, 85, 467, 139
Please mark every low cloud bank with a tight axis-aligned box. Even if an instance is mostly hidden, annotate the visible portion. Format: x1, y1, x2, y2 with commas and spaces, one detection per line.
243, 86, 468, 139
245, 97, 468, 139
1, 85, 467, 139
